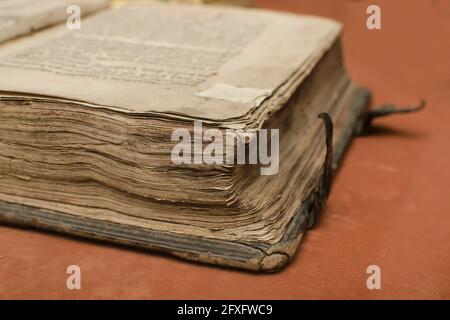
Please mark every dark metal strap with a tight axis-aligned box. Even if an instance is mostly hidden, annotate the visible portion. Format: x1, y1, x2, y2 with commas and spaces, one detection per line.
356, 99, 426, 135
318, 112, 333, 200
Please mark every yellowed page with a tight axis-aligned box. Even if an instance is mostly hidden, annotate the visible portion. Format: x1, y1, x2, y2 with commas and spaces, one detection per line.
0, 0, 108, 44
0, 2, 341, 121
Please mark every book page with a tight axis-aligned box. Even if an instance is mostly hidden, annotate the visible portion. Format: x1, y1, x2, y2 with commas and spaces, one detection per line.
0, 0, 108, 44
0, 3, 341, 121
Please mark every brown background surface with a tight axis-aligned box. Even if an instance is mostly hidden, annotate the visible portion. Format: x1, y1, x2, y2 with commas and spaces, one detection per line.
0, 0, 449, 299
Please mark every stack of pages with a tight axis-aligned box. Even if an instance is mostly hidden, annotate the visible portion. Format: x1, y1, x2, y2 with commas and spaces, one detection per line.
0, 1, 370, 271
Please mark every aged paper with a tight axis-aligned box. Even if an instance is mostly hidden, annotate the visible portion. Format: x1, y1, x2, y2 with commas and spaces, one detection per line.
0, 3, 341, 121
0, 0, 108, 44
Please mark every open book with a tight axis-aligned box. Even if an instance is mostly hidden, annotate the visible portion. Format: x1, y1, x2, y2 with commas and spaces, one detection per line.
0, 1, 371, 271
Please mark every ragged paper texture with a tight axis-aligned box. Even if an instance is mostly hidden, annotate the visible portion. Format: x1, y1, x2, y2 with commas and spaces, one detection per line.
0, 2, 341, 121
195, 83, 272, 104
0, 0, 108, 44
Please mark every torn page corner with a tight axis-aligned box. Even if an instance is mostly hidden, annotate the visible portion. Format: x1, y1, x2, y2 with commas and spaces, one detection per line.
195, 83, 273, 105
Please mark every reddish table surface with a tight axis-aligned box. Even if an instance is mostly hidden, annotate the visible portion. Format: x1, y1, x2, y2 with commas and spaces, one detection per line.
0, 0, 449, 299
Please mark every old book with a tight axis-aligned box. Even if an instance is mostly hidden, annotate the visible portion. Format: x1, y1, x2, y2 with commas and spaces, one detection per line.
158, 0, 250, 6
112, 0, 250, 7
0, 3, 371, 271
